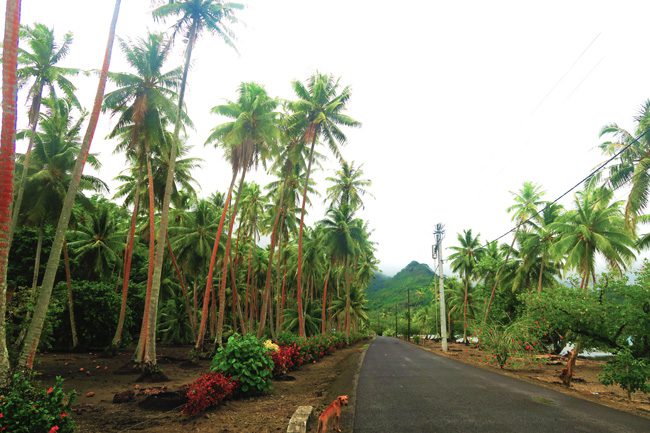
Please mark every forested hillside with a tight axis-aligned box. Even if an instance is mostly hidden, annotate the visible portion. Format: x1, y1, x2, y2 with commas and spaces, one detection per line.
367, 261, 436, 310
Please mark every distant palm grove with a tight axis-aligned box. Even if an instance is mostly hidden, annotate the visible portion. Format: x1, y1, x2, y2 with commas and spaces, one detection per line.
0, 0, 378, 381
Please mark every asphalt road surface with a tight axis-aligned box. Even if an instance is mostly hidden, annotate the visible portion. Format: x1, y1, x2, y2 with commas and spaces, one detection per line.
353, 337, 650, 433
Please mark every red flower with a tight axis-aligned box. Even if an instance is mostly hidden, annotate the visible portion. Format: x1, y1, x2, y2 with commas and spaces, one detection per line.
49, 426, 59, 433
60, 412, 68, 419
46, 387, 54, 395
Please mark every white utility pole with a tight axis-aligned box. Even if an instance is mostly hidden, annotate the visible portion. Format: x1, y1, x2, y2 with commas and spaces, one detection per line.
434, 223, 448, 352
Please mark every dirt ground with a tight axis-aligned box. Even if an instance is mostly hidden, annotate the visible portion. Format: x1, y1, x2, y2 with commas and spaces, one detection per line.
415, 339, 650, 419
35, 343, 367, 433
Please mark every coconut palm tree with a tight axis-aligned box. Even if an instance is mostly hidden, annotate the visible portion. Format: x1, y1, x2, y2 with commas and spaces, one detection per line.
551, 186, 636, 289
287, 73, 360, 336
0, 0, 23, 380
449, 229, 484, 342
485, 181, 544, 322
10, 23, 80, 249
68, 198, 124, 281
599, 100, 650, 229
197, 82, 278, 348
151, 0, 242, 366
326, 160, 373, 211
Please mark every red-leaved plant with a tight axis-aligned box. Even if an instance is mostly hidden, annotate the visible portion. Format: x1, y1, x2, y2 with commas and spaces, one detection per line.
182, 372, 237, 416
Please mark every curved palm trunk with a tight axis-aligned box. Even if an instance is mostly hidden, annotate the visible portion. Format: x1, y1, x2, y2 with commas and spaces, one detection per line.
135, 155, 156, 364
257, 182, 286, 337
228, 248, 246, 334
194, 171, 236, 350
143, 21, 200, 370
167, 235, 194, 337
18, 0, 121, 369
484, 228, 518, 323
62, 240, 78, 349
296, 129, 318, 337
216, 167, 247, 346
537, 258, 545, 293
0, 0, 22, 380
112, 186, 140, 348
8, 84, 43, 251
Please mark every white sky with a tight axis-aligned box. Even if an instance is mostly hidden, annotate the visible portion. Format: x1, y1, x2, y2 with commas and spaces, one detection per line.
4, 0, 650, 275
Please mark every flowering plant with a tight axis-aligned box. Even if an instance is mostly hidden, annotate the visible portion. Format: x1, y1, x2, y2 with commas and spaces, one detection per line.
0, 373, 75, 433
182, 372, 237, 416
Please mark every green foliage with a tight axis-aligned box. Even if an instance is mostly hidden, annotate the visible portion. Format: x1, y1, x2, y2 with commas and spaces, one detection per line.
600, 349, 650, 399
479, 319, 542, 369
413, 335, 421, 345
367, 261, 435, 311
210, 334, 274, 395
0, 373, 75, 433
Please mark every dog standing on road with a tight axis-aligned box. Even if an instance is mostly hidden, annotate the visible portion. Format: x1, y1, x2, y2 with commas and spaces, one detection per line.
317, 395, 349, 433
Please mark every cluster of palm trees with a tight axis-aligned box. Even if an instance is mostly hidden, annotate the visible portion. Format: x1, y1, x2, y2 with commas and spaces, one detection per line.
0, 0, 377, 380
442, 100, 650, 339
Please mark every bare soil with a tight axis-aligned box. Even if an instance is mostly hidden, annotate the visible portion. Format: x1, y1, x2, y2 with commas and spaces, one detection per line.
35, 343, 367, 433
415, 339, 650, 419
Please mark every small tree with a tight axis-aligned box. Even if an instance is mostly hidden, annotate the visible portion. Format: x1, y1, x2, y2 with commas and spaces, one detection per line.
600, 349, 650, 400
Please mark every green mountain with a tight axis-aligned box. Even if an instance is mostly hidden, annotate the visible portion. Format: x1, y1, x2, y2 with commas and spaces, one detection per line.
367, 261, 437, 311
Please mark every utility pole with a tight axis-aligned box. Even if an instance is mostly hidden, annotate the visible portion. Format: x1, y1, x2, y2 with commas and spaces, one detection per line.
407, 287, 411, 342
434, 223, 448, 352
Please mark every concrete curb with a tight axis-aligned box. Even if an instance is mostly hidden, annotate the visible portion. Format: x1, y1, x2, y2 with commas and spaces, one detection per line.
287, 405, 313, 433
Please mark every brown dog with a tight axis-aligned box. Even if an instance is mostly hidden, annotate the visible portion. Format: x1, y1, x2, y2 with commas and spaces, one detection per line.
317, 395, 349, 433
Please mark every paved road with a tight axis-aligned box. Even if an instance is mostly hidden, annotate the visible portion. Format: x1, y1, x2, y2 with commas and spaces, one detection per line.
353, 337, 650, 433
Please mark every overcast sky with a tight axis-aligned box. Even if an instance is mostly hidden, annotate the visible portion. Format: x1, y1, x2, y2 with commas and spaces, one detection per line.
5, 1, 650, 275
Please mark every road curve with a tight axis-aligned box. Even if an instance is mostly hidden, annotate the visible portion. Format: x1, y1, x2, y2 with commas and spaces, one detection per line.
353, 336, 650, 433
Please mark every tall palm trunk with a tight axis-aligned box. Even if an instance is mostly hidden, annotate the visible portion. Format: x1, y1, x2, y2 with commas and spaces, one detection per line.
257, 180, 286, 337
344, 259, 352, 338
62, 240, 78, 349
135, 154, 156, 364
8, 82, 43, 251
143, 21, 198, 369
18, 0, 121, 369
321, 268, 330, 335
167, 235, 195, 336
216, 166, 247, 346
484, 227, 518, 323
195, 171, 236, 350
228, 248, 246, 334
31, 225, 44, 294
112, 180, 140, 348
0, 0, 22, 380
462, 275, 469, 343
537, 257, 545, 293
296, 128, 317, 337
277, 267, 287, 332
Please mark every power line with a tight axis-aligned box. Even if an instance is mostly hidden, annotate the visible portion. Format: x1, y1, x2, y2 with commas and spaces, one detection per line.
485, 128, 647, 247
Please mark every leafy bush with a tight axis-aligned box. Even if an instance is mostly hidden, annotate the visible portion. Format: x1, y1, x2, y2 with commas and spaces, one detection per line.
271, 345, 299, 377
479, 320, 541, 369
0, 373, 75, 433
600, 349, 650, 400
182, 372, 237, 416
413, 335, 421, 345
211, 334, 274, 395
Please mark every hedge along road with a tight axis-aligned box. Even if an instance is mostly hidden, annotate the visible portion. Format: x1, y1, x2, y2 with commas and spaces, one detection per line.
353, 337, 650, 433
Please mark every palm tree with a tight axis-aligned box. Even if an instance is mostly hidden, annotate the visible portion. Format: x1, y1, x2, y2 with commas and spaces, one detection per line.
102, 32, 184, 358
449, 229, 484, 342
0, 0, 22, 380
19, 0, 122, 370
152, 0, 242, 364
9, 23, 80, 249
68, 198, 124, 280
197, 82, 278, 348
287, 73, 360, 336
326, 161, 373, 211
516, 203, 563, 293
599, 101, 650, 229
484, 181, 544, 322
551, 186, 636, 288
321, 205, 364, 337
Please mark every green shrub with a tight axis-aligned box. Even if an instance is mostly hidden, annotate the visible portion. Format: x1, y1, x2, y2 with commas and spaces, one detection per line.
0, 373, 75, 433
600, 349, 650, 400
210, 334, 274, 395
479, 320, 540, 369
413, 335, 421, 345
